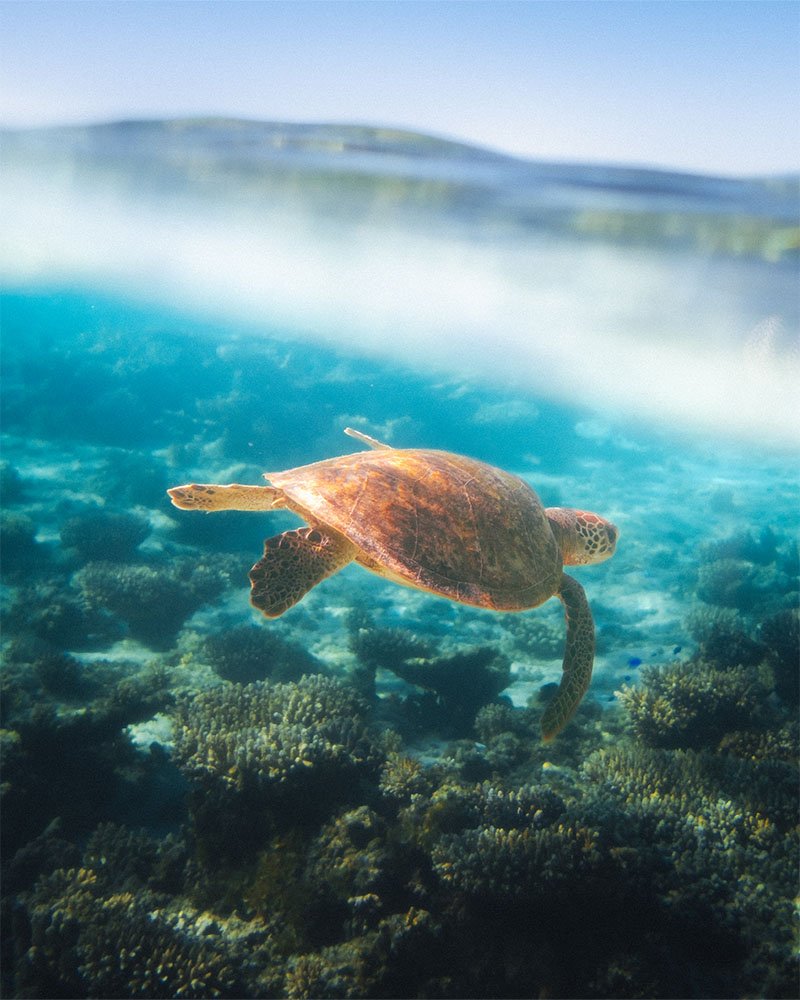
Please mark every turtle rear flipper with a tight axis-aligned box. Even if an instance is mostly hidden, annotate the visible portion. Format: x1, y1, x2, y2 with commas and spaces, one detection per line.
541, 573, 595, 741
168, 483, 286, 511
249, 527, 357, 618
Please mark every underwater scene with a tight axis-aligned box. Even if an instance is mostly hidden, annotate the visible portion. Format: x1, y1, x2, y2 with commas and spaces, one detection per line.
1, 120, 798, 999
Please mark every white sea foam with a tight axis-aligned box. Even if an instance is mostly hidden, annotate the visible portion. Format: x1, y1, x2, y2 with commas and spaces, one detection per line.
2, 156, 798, 448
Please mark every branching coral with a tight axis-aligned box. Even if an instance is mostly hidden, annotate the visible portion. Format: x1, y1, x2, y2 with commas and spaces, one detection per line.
20, 866, 244, 999
398, 778, 568, 864
1, 673, 175, 860
387, 648, 511, 726
349, 624, 435, 672
31, 649, 91, 699
501, 612, 563, 659
305, 806, 394, 934
580, 744, 798, 996
700, 527, 779, 565
11, 823, 283, 999
618, 659, 772, 749
172, 676, 380, 860
431, 821, 601, 898
282, 908, 441, 1000
473, 702, 537, 742
173, 675, 374, 790
5, 581, 124, 650
404, 775, 596, 901
378, 752, 432, 806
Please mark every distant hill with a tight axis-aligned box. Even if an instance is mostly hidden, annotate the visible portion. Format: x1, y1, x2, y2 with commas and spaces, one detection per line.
2, 117, 798, 256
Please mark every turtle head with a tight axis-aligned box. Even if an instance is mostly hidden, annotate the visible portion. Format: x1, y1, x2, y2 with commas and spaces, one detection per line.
545, 507, 618, 566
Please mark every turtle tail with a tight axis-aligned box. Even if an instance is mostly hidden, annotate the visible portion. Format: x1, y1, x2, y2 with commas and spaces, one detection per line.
541, 573, 595, 741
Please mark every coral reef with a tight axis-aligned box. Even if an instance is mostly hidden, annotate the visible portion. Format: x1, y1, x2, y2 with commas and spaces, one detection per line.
696, 557, 777, 612
280, 907, 442, 1000
501, 612, 564, 659
695, 527, 798, 615
759, 607, 800, 705
173, 675, 375, 794
60, 508, 151, 563
387, 648, 511, 732
0, 511, 45, 580
5, 668, 797, 1000
349, 623, 436, 671
686, 606, 768, 667
0, 459, 25, 504
4, 234, 799, 999
305, 806, 395, 934
350, 621, 511, 736
74, 557, 233, 648
377, 752, 432, 805
621, 596, 799, 752
3, 582, 124, 651
0, 667, 176, 860
202, 624, 323, 684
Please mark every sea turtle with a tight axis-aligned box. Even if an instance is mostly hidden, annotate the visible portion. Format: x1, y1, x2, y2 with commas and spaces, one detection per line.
167, 428, 618, 739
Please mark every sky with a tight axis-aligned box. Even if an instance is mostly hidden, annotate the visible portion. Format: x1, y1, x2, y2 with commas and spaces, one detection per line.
1, 0, 798, 176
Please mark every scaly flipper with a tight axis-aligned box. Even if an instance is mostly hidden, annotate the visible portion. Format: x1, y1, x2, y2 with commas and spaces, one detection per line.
541, 573, 595, 741
168, 483, 287, 511
249, 527, 357, 618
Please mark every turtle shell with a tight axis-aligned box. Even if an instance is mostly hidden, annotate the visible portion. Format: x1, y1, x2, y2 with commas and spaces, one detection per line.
267, 449, 562, 611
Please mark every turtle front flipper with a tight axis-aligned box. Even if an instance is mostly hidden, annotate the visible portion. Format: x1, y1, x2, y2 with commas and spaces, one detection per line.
541, 573, 595, 741
249, 527, 357, 618
168, 483, 287, 511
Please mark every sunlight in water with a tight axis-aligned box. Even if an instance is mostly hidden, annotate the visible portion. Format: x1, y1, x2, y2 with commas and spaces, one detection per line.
2, 144, 798, 448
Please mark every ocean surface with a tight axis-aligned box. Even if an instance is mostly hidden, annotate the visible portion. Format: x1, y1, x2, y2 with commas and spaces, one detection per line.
1, 120, 798, 999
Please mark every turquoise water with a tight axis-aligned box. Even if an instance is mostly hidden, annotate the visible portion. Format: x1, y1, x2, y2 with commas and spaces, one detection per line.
1, 122, 798, 999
